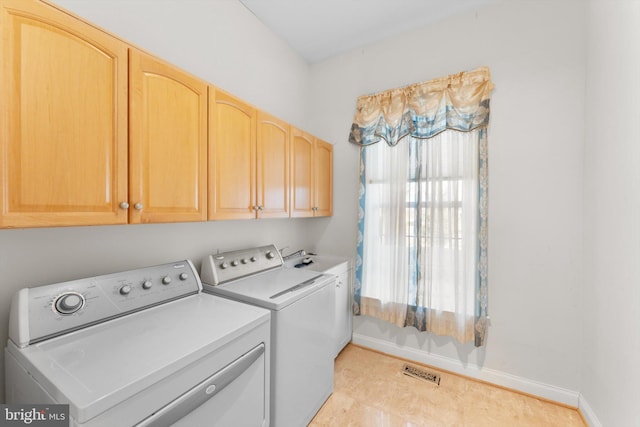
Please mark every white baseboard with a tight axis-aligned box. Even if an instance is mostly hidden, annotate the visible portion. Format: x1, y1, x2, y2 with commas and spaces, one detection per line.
578, 394, 603, 427
352, 333, 580, 407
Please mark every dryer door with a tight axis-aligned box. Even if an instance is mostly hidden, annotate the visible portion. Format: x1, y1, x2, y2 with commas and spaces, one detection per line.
136, 343, 267, 427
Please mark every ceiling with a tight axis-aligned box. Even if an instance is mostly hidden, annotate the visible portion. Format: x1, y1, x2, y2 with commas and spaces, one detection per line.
239, 0, 494, 63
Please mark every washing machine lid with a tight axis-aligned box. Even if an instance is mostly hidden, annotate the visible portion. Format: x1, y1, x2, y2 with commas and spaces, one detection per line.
203, 267, 333, 310
7, 293, 269, 424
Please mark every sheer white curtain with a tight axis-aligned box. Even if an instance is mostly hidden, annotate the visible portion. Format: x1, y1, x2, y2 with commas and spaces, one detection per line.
359, 131, 480, 343
359, 138, 411, 325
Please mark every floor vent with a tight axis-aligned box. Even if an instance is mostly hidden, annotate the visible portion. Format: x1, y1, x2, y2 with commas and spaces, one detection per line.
402, 364, 441, 386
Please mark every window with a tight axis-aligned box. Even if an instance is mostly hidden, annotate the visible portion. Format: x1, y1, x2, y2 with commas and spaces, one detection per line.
356, 130, 487, 344
349, 67, 493, 345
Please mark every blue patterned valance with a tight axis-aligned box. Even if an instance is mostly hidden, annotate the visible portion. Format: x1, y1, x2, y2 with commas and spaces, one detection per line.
349, 67, 495, 146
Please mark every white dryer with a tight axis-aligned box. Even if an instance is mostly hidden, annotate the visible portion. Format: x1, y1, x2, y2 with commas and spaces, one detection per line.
5, 260, 271, 427
201, 245, 335, 427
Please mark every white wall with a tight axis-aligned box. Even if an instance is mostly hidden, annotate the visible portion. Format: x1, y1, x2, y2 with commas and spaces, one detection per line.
309, 1, 587, 402
0, 0, 330, 403
582, 1, 640, 425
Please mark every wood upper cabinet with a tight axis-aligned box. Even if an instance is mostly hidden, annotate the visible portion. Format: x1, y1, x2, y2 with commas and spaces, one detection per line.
291, 129, 333, 217
0, 0, 329, 228
209, 90, 291, 220
209, 89, 257, 220
129, 49, 208, 223
290, 129, 315, 217
0, 0, 128, 228
256, 111, 290, 218
314, 138, 334, 217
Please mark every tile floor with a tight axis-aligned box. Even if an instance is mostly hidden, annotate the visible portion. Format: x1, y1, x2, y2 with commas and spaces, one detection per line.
309, 344, 585, 427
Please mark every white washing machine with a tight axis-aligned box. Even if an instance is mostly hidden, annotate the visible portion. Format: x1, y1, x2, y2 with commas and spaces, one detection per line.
200, 244, 335, 427
5, 260, 271, 427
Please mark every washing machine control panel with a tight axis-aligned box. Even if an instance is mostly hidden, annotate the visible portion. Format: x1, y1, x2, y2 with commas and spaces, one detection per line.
200, 244, 283, 286
9, 260, 202, 347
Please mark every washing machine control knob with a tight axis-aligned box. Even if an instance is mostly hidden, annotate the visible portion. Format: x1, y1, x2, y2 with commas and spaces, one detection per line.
162, 276, 172, 285
220, 262, 229, 269
54, 292, 85, 314
119, 285, 132, 295
142, 280, 153, 290
250, 256, 257, 262
231, 260, 239, 267
265, 251, 275, 260
179, 273, 188, 280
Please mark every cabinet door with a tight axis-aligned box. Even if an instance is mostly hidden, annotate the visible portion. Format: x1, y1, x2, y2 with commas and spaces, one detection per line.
290, 128, 315, 218
0, 0, 128, 228
129, 49, 208, 224
256, 111, 289, 218
209, 89, 256, 220
314, 139, 333, 217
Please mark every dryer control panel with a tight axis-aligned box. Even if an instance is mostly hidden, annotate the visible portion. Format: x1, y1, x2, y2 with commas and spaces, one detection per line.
8, 260, 201, 347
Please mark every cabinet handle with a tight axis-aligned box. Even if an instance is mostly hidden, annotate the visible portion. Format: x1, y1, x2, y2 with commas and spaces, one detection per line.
134, 202, 143, 210
119, 202, 130, 209
258, 206, 264, 211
